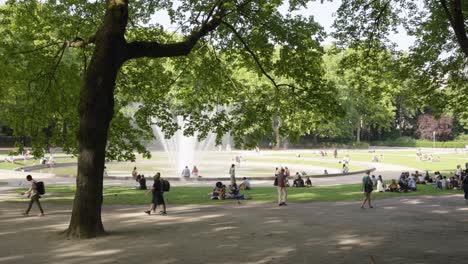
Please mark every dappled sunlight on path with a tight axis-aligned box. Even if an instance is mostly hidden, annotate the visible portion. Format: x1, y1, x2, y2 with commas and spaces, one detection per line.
0, 194, 466, 263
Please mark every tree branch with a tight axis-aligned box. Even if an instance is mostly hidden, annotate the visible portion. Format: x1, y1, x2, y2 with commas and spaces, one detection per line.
68, 35, 96, 48
439, 0, 468, 57
125, 6, 225, 60
10, 42, 63, 56
221, 21, 281, 90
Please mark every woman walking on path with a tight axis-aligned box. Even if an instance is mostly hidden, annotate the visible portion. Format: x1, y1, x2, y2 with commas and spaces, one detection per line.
361, 171, 374, 209
145, 173, 167, 215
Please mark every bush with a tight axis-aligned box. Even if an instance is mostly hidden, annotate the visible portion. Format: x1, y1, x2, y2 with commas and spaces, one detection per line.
372, 137, 416, 147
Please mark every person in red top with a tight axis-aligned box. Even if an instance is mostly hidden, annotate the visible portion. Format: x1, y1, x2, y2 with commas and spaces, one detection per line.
277, 167, 287, 206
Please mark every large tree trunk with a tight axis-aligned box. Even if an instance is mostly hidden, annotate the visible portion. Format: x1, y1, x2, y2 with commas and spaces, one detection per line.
356, 117, 361, 143
66, 0, 128, 238
272, 115, 281, 150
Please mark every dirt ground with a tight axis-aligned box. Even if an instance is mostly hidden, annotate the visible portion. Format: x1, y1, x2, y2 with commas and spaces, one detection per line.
0, 195, 467, 264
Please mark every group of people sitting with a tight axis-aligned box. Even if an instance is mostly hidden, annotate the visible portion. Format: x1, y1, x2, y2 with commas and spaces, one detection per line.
379, 167, 468, 193
416, 150, 440, 162
211, 177, 250, 200
292, 173, 312, 187
132, 167, 148, 190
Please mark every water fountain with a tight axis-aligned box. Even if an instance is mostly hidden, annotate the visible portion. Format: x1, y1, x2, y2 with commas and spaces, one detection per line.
152, 116, 218, 176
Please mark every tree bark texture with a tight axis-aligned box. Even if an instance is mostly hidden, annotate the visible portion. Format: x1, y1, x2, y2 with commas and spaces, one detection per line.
66, 0, 128, 238
272, 115, 281, 150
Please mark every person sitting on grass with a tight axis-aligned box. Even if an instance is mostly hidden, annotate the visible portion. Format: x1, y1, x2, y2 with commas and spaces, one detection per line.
441, 176, 448, 190
293, 173, 305, 187
239, 177, 251, 190
424, 171, 433, 183
448, 177, 459, 190
139, 175, 147, 190
408, 177, 417, 191
305, 176, 312, 187
228, 182, 239, 196
417, 173, 426, 184
211, 182, 226, 200
388, 179, 398, 192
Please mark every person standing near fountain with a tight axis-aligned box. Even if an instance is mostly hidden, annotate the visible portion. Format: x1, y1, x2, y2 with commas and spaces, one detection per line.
181, 166, 191, 178
229, 164, 236, 183
132, 167, 138, 179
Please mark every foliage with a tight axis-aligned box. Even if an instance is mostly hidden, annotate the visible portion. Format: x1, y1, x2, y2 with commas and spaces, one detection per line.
416, 114, 454, 141
372, 136, 468, 148
0, 0, 342, 157
332, 0, 468, 132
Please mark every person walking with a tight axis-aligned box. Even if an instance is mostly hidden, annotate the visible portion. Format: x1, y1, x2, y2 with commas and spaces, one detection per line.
21, 175, 45, 216
229, 164, 236, 183
462, 174, 468, 205
277, 167, 287, 206
361, 171, 374, 208
145, 173, 167, 215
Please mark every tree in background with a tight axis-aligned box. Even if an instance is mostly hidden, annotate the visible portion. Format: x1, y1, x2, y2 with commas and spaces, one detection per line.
416, 114, 454, 141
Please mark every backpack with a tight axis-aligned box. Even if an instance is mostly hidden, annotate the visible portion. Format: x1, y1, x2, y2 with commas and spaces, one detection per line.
161, 179, 170, 192
273, 177, 278, 186
36, 181, 45, 195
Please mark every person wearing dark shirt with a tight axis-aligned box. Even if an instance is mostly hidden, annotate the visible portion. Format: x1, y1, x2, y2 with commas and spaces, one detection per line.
145, 173, 166, 215
463, 175, 468, 205
139, 175, 147, 190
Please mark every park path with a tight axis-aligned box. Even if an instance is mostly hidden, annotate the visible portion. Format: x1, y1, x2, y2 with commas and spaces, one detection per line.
0, 195, 466, 264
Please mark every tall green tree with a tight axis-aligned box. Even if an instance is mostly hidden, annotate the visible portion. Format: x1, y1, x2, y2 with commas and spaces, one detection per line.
0, 0, 333, 238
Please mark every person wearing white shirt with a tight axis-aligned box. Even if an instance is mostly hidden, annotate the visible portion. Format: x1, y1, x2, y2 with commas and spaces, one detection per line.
409, 178, 417, 191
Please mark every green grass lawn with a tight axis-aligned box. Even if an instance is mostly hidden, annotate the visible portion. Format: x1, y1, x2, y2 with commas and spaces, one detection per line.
0, 158, 77, 170
267, 151, 468, 172
2, 184, 461, 205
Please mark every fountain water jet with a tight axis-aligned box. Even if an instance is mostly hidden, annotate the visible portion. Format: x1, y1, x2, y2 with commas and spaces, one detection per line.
152, 116, 217, 176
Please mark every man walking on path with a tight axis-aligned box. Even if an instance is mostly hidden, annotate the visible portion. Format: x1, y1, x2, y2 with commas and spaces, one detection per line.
361, 171, 374, 209
21, 175, 45, 216
277, 167, 287, 206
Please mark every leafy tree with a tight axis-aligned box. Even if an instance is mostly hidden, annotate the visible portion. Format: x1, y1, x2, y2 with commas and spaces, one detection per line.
0, 0, 334, 238
332, 0, 468, 131
416, 114, 454, 140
